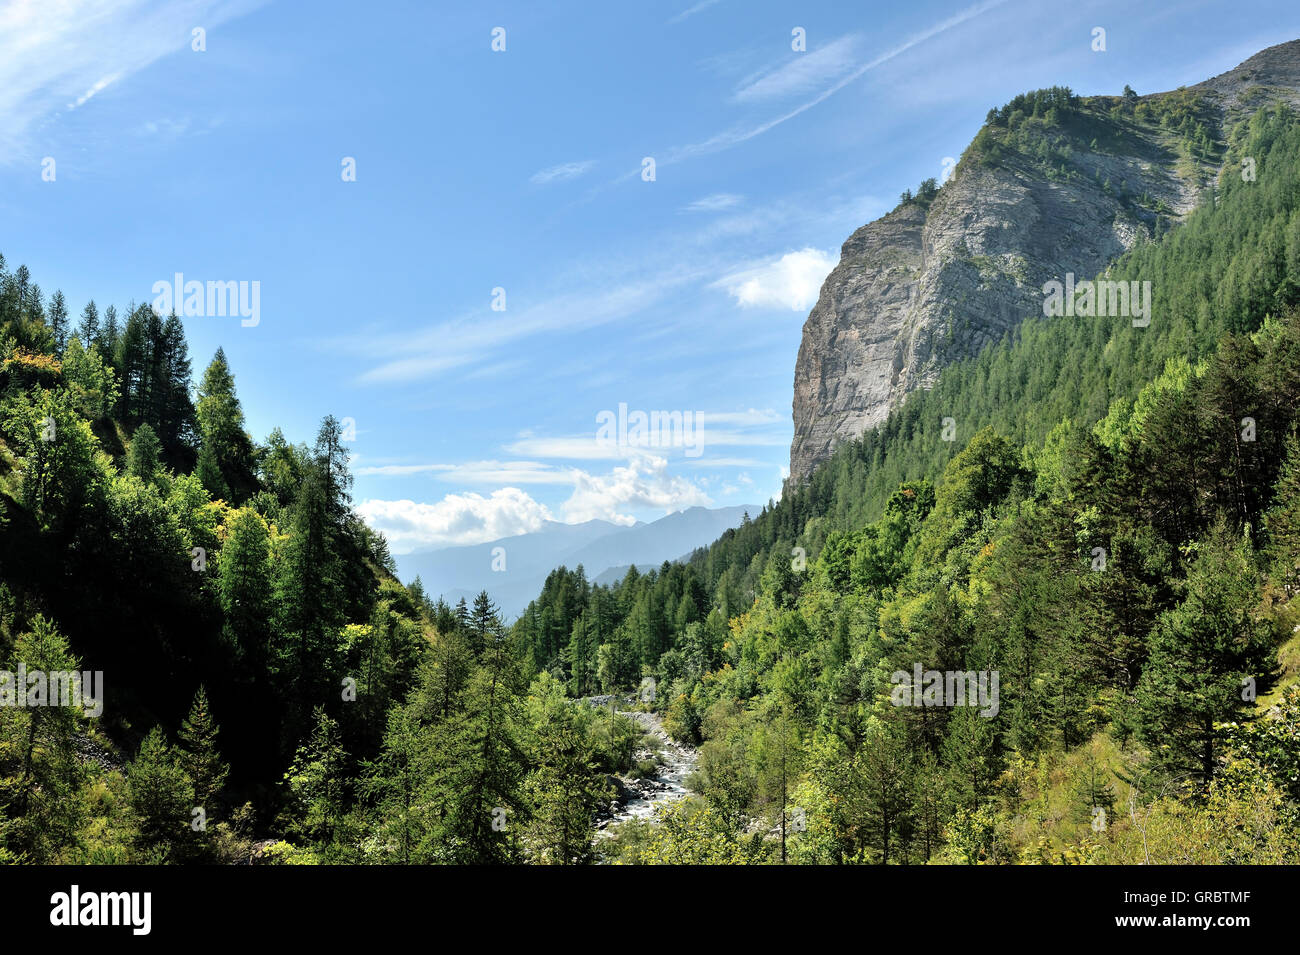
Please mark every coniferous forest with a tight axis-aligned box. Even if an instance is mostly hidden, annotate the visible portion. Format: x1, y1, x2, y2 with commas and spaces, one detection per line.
3, 96, 1300, 872
5, 12, 1300, 933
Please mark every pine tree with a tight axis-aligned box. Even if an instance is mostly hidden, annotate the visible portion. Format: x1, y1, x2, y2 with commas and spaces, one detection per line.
153, 315, 197, 465
313, 415, 353, 523
217, 508, 274, 670
859, 711, 914, 864
47, 291, 68, 355
178, 686, 229, 808
127, 423, 162, 482
100, 304, 119, 358
196, 442, 229, 500
363, 705, 435, 863
1264, 433, 1300, 591
434, 630, 526, 863
196, 348, 257, 503
523, 682, 611, 864
469, 590, 501, 656
115, 306, 149, 422
0, 617, 88, 861
283, 707, 347, 847
410, 626, 473, 724
127, 728, 193, 860
76, 300, 99, 347
1137, 528, 1278, 783
273, 464, 344, 716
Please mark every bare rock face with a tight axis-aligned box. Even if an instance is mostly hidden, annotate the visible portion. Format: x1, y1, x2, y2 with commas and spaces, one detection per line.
789, 39, 1300, 484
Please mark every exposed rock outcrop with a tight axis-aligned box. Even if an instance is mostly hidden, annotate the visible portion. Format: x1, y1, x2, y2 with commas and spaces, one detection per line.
789, 39, 1300, 484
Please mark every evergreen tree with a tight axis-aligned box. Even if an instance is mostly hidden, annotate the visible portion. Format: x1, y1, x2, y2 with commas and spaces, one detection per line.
283, 708, 348, 848
115, 305, 149, 422
363, 705, 435, 863
1136, 528, 1277, 783
196, 442, 229, 500
48, 291, 68, 355
127, 728, 193, 860
196, 348, 257, 503
1264, 433, 1300, 590
218, 508, 274, 670
523, 679, 611, 864
0, 617, 88, 862
178, 686, 230, 809
76, 300, 99, 348
434, 629, 526, 864
273, 464, 344, 719
313, 414, 353, 523
469, 590, 501, 656
100, 304, 119, 358
153, 314, 197, 465
127, 423, 162, 482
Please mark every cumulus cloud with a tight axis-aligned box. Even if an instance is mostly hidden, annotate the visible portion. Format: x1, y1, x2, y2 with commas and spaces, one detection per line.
717, 248, 837, 311
357, 489, 553, 553
561, 456, 711, 525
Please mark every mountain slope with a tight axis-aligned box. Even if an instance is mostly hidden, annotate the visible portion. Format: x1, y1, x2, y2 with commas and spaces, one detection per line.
789, 39, 1300, 483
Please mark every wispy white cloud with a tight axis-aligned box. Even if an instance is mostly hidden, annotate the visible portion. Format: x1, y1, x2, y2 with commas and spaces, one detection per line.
668, 0, 722, 25
683, 192, 743, 213
358, 459, 572, 484
716, 248, 838, 311
339, 184, 882, 386
139, 116, 191, 137
703, 408, 782, 426
440, 461, 577, 486
0, 0, 266, 159
649, 0, 1008, 171
505, 412, 786, 463
349, 263, 711, 384
721, 471, 755, 494
68, 72, 120, 110
686, 456, 765, 469
732, 35, 862, 103
353, 463, 457, 477
530, 159, 597, 184
503, 437, 627, 462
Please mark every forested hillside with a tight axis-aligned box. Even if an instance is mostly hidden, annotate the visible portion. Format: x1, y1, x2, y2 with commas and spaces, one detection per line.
2, 101, 1300, 865
0, 266, 620, 863
513, 101, 1300, 863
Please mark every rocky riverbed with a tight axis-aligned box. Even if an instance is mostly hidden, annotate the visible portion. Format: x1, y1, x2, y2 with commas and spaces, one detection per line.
585, 697, 698, 835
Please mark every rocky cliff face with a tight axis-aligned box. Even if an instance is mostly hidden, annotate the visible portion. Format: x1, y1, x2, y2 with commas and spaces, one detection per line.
789, 39, 1300, 484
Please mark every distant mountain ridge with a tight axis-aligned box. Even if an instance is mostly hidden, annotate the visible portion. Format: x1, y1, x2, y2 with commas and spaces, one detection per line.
395, 505, 759, 619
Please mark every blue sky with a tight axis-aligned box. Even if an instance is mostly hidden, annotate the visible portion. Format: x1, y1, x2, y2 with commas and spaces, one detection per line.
2, 0, 1297, 554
